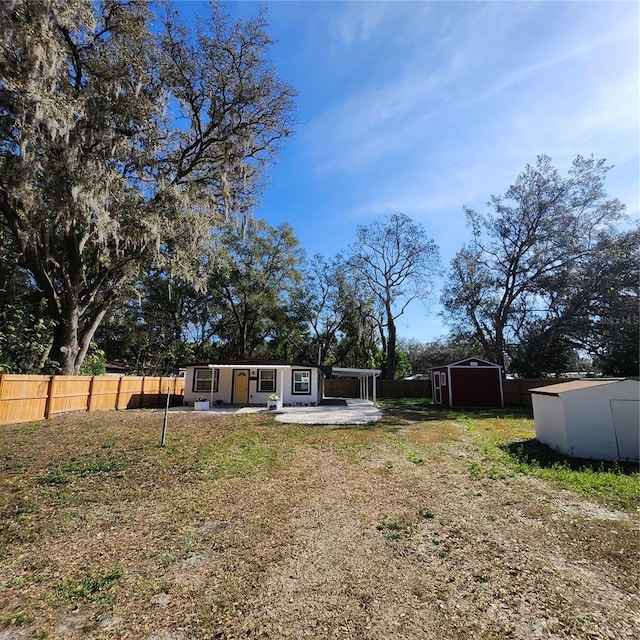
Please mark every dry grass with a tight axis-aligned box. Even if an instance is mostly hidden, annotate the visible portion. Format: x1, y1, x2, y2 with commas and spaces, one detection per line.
0, 404, 638, 639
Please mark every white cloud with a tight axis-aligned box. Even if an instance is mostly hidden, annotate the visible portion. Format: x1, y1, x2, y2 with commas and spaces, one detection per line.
302, 0, 637, 176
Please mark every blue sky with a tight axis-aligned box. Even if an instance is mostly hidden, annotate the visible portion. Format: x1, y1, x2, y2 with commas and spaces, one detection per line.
177, 0, 639, 343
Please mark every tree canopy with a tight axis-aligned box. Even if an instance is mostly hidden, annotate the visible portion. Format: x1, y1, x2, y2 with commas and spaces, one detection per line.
348, 213, 440, 378
441, 154, 632, 374
0, 0, 295, 373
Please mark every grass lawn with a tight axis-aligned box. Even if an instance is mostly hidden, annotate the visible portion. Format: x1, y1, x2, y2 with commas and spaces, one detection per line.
0, 401, 638, 639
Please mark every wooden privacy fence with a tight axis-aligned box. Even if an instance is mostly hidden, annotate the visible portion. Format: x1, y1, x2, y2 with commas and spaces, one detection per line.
502, 378, 584, 407
326, 376, 588, 407
0, 374, 185, 426
324, 378, 432, 399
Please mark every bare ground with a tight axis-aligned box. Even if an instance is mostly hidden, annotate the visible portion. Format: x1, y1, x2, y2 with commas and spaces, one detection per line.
0, 408, 637, 639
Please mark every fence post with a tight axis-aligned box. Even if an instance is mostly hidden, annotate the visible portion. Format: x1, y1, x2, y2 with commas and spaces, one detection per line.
87, 376, 96, 412
115, 375, 123, 411
44, 375, 55, 419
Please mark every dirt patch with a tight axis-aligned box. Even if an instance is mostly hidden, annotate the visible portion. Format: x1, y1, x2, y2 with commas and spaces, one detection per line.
0, 409, 637, 639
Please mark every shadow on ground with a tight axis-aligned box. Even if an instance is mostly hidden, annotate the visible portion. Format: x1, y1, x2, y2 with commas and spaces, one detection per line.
502, 438, 639, 476
378, 400, 533, 424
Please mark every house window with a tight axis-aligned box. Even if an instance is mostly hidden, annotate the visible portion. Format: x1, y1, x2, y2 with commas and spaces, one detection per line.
292, 369, 311, 395
258, 369, 276, 392
440, 372, 446, 386
193, 368, 218, 393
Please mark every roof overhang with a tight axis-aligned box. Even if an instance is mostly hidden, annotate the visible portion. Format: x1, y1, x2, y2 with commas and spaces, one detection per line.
207, 364, 294, 370
529, 378, 624, 396
329, 367, 382, 377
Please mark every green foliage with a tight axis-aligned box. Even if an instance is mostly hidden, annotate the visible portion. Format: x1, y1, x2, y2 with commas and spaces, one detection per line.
96, 273, 203, 375
399, 336, 484, 374
587, 228, 639, 376
376, 515, 415, 540
78, 343, 106, 376
0, 609, 35, 627
394, 349, 412, 379
386, 433, 425, 465
0, 234, 58, 372
208, 221, 308, 360
38, 454, 129, 486
198, 435, 290, 480
0, 302, 57, 374
302, 253, 382, 368
509, 322, 578, 378
457, 415, 639, 511
505, 440, 639, 510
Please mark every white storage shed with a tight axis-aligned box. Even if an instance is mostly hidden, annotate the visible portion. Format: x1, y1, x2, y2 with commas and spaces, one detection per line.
530, 379, 639, 462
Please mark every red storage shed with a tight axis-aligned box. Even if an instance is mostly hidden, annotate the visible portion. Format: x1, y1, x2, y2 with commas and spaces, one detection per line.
432, 357, 504, 408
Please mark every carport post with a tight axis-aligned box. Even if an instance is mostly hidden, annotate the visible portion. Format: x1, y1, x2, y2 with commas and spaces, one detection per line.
278, 370, 285, 405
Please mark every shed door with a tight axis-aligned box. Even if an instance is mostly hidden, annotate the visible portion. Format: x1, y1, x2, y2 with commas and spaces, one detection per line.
232, 370, 249, 404
611, 400, 640, 461
433, 372, 442, 404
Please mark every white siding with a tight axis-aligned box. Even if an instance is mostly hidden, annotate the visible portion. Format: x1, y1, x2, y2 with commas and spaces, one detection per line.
532, 380, 639, 461
531, 394, 568, 454
562, 388, 620, 460
183, 365, 321, 406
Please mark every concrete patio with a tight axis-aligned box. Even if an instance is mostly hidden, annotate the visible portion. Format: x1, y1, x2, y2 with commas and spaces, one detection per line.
170, 398, 382, 425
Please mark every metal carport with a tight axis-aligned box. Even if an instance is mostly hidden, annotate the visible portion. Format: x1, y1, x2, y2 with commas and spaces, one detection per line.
327, 367, 382, 405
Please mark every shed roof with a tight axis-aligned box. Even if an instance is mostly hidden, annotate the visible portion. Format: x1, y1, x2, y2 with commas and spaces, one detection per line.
529, 379, 623, 397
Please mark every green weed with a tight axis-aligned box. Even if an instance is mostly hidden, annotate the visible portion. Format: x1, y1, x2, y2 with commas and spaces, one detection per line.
160, 529, 206, 566
56, 565, 124, 605
386, 433, 425, 465
201, 436, 289, 479
0, 609, 35, 626
38, 454, 128, 486
376, 516, 414, 540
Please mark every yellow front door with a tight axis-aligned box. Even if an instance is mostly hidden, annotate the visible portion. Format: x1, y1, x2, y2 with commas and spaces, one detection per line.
232, 370, 249, 404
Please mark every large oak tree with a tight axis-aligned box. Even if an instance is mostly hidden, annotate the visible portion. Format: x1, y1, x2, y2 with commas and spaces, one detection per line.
0, 0, 294, 373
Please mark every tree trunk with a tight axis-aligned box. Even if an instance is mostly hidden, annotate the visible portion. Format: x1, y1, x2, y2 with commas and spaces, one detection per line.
385, 314, 397, 379
50, 291, 111, 375
492, 319, 506, 370
51, 305, 81, 375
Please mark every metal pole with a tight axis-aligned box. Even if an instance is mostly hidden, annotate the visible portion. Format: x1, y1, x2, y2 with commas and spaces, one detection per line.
161, 385, 170, 447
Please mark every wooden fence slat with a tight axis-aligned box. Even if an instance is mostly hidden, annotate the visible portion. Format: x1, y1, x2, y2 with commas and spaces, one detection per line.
116, 376, 145, 410
47, 375, 92, 416
0, 374, 51, 424
88, 376, 121, 412
324, 378, 432, 399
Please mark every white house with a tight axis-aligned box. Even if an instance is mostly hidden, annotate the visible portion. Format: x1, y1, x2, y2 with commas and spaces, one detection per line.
184, 360, 325, 408
530, 379, 639, 461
